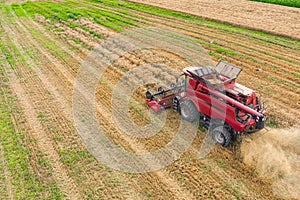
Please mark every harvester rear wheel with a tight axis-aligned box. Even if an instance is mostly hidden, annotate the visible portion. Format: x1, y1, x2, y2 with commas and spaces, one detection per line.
211, 126, 232, 147
180, 100, 199, 122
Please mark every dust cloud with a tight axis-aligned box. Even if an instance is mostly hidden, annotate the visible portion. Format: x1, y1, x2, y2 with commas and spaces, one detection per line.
241, 128, 300, 199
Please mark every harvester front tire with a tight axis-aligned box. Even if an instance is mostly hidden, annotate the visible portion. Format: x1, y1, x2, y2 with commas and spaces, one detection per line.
211, 126, 232, 147
180, 100, 199, 122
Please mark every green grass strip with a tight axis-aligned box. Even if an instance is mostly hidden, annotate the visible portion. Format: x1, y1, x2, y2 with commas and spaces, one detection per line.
21, 1, 135, 32
250, 0, 300, 8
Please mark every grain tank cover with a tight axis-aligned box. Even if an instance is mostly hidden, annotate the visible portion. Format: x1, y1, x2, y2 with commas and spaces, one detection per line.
215, 61, 243, 80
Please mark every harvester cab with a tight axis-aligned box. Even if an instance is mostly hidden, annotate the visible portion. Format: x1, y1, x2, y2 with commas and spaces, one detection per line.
146, 61, 267, 146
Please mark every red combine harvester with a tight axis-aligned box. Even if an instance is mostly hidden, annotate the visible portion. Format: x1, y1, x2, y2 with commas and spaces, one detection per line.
146, 61, 267, 146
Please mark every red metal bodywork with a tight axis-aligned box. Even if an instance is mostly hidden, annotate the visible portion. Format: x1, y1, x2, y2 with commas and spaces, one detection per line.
146, 61, 266, 133
146, 93, 175, 112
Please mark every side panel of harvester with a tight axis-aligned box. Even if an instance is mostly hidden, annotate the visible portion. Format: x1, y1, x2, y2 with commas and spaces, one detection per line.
185, 77, 253, 132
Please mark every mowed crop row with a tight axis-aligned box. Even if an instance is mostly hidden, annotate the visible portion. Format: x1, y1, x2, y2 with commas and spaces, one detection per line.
0, 0, 299, 199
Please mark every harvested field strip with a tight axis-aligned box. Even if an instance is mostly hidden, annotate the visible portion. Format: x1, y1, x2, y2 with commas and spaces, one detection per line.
169, 159, 251, 199
94, 89, 196, 199
166, 139, 276, 199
